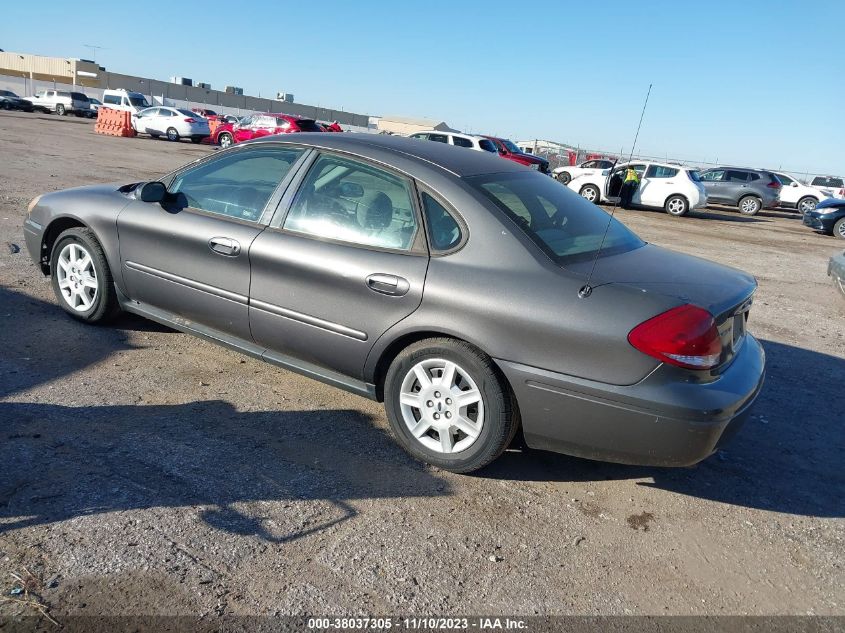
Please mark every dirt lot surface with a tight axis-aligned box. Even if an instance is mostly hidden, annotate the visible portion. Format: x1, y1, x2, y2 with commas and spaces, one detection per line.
0, 112, 843, 621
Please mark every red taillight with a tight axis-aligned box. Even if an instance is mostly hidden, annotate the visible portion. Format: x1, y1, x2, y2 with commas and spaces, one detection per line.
628, 304, 722, 370
184, 117, 196, 123
767, 180, 781, 189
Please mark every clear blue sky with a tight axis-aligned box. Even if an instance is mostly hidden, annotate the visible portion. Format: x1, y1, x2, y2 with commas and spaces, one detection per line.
3, 0, 843, 175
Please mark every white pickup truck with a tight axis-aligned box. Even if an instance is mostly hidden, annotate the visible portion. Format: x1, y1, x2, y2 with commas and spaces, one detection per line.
28, 90, 94, 117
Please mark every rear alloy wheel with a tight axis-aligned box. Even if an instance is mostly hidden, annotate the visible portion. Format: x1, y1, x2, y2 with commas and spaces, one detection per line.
50, 228, 120, 323
385, 338, 519, 473
738, 196, 762, 216
56, 104, 66, 116
166, 127, 180, 142
797, 196, 818, 214
834, 217, 845, 240
665, 195, 689, 217
218, 132, 233, 149
580, 184, 600, 203
556, 171, 572, 185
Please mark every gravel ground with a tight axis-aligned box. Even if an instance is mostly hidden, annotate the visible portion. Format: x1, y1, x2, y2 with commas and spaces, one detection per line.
0, 112, 843, 621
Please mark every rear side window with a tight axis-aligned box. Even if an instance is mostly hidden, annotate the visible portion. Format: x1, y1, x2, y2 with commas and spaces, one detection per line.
645, 165, 679, 178
452, 136, 473, 148
421, 192, 462, 252
171, 146, 304, 222
429, 134, 448, 143
748, 173, 760, 181
727, 171, 750, 182
776, 174, 794, 185
103, 95, 120, 105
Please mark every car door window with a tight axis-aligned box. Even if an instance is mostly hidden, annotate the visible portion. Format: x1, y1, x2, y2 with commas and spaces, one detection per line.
170, 146, 305, 222
421, 192, 462, 252
700, 170, 725, 182
582, 161, 596, 168
451, 136, 473, 148
727, 171, 750, 182
645, 165, 679, 178
284, 154, 418, 251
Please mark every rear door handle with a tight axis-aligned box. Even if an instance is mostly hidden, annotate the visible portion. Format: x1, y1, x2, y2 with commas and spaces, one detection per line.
209, 236, 241, 256
366, 273, 410, 296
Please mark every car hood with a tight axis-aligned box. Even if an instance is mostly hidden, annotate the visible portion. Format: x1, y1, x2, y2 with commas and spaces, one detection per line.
566, 243, 757, 320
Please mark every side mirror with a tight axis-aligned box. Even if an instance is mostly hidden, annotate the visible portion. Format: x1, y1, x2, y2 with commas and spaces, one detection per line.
791, 182, 799, 187
339, 181, 364, 198
139, 181, 167, 203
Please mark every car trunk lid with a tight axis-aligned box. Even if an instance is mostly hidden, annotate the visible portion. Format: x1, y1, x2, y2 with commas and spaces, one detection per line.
567, 244, 757, 368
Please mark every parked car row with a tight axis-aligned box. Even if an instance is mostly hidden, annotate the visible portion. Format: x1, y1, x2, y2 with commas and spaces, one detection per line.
407, 131, 552, 174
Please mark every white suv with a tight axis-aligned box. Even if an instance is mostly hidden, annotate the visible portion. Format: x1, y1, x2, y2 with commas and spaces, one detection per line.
806, 175, 845, 201
552, 158, 615, 184
408, 130, 499, 154
568, 161, 707, 217
772, 172, 829, 213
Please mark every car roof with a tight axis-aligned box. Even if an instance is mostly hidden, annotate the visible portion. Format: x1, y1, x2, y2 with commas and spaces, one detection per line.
249, 133, 527, 177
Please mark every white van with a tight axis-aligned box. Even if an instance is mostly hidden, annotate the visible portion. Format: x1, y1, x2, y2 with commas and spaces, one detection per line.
101, 89, 151, 113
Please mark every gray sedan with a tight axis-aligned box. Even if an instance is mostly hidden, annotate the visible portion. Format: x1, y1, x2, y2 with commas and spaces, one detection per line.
23, 134, 765, 473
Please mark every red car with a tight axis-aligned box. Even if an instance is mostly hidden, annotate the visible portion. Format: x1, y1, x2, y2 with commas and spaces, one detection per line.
483, 136, 551, 174
191, 108, 218, 120
212, 112, 322, 148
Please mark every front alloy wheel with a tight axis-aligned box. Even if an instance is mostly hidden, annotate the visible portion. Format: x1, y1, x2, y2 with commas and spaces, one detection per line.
797, 197, 817, 214
56, 242, 98, 311
580, 185, 599, 203
219, 133, 233, 148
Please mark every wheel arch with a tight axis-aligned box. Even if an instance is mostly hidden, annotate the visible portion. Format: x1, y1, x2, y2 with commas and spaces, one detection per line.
40, 216, 90, 274
367, 328, 515, 403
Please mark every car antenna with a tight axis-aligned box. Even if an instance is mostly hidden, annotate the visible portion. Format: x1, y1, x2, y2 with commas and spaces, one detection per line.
579, 83, 652, 299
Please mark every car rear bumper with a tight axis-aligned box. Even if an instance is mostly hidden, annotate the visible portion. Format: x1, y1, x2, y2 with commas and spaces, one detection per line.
495, 334, 765, 466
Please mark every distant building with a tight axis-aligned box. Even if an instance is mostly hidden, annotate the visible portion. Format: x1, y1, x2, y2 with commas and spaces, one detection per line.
375, 115, 455, 136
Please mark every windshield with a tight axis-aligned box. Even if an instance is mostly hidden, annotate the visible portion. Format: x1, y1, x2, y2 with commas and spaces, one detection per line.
468, 172, 645, 264
0, 90, 17, 98
129, 95, 151, 108
501, 139, 522, 154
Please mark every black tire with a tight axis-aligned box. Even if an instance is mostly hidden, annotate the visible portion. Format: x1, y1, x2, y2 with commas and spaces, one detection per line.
56, 104, 66, 116
556, 171, 572, 185
49, 228, 120, 324
796, 196, 818, 214
218, 132, 233, 148
833, 217, 845, 240
1, 101, 9, 110
190, 136, 203, 144
664, 194, 689, 217
579, 184, 600, 204
166, 127, 180, 142
738, 195, 762, 216
384, 338, 519, 473
150, 133, 160, 139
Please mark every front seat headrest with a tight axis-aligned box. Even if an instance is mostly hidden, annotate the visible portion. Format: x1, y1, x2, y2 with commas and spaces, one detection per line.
358, 191, 393, 229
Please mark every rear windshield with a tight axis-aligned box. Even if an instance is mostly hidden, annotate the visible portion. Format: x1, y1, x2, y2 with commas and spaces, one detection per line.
468, 172, 644, 264
294, 119, 322, 132
812, 176, 844, 187
687, 170, 702, 182
177, 109, 198, 117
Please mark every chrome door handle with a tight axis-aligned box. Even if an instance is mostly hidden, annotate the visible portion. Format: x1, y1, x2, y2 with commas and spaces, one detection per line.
366, 273, 410, 296
209, 236, 241, 256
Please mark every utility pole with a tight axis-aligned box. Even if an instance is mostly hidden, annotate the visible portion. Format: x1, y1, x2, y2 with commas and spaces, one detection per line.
83, 44, 105, 63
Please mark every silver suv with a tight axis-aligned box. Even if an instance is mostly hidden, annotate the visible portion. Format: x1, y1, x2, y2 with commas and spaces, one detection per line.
698, 167, 782, 216
28, 90, 92, 117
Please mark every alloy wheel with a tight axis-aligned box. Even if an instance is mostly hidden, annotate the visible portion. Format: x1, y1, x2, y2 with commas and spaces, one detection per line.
838, 222, 845, 239
56, 243, 98, 312
667, 197, 686, 215
398, 358, 484, 454
581, 186, 598, 202
220, 134, 232, 148
740, 198, 760, 214
799, 198, 817, 213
